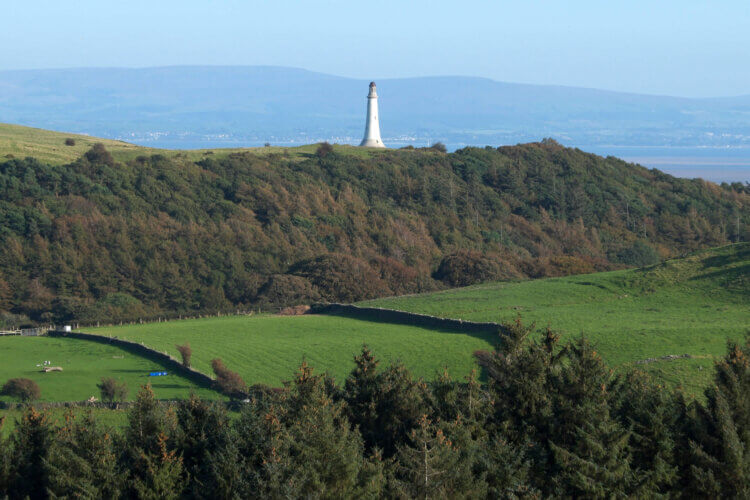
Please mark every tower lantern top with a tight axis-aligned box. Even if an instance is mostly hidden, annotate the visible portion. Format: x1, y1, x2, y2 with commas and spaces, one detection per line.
367, 82, 377, 98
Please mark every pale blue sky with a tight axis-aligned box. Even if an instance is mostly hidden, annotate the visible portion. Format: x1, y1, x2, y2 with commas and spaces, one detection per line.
3, 0, 749, 97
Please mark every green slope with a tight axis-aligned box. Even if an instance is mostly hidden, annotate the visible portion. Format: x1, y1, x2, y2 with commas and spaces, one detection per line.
362, 244, 749, 396
0, 336, 219, 402
89, 314, 495, 387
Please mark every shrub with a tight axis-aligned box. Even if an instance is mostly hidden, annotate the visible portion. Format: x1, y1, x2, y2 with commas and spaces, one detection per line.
434, 250, 515, 287
175, 342, 192, 368
1, 378, 41, 402
316, 142, 334, 158
255, 274, 321, 308
97, 377, 128, 404
64, 138, 76, 146
617, 240, 660, 267
290, 253, 392, 302
430, 142, 447, 153
84, 143, 114, 166
211, 358, 247, 399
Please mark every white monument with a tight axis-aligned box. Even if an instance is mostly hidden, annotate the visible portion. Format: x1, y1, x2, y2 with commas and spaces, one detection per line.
359, 82, 385, 148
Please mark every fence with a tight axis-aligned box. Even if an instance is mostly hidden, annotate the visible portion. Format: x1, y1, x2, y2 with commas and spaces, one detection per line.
47, 330, 216, 389
310, 303, 507, 335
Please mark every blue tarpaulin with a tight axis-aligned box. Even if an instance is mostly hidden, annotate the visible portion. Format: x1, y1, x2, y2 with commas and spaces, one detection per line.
149, 371, 168, 377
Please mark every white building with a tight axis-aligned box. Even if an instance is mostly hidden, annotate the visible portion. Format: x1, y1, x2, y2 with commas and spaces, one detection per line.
359, 82, 386, 148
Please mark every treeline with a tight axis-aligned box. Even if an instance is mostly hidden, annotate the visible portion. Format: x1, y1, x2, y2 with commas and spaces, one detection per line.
1, 323, 749, 498
0, 141, 747, 325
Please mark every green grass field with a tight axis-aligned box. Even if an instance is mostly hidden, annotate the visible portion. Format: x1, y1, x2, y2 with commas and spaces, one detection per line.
362, 244, 749, 397
0, 336, 219, 403
0, 122, 386, 165
91, 315, 495, 387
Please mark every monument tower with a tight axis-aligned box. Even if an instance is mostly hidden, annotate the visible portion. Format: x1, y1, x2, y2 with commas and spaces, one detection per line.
359, 82, 385, 148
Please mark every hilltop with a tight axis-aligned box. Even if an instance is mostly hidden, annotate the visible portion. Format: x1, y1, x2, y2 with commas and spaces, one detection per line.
0, 125, 747, 325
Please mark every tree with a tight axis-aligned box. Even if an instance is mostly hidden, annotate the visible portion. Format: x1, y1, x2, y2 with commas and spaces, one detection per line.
123, 384, 183, 499
391, 415, 484, 498
1, 378, 40, 402
677, 336, 750, 496
211, 358, 247, 399
7, 407, 55, 499
547, 337, 632, 497
46, 410, 125, 498
98, 377, 128, 405
175, 342, 192, 368
84, 143, 114, 165
430, 142, 447, 153
64, 138, 76, 146
175, 395, 244, 499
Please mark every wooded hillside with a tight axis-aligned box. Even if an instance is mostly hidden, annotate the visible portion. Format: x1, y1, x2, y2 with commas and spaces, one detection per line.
0, 140, 746, 324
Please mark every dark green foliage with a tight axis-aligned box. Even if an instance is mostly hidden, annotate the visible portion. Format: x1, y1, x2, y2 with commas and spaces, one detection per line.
1, 377, 41, 402
344, 346, 429, 457
64, 138, 76, 146
0, 142, 746, 324
47, 410, 124, 498
547, 337, 632, 497
174, 396, 244, 499
7, 407, 55, 499
677, 336, 750, 497
1, 330, 750, 497
616, 239, 661, 266
98, 376, 129, 404
122, 384, 183, 499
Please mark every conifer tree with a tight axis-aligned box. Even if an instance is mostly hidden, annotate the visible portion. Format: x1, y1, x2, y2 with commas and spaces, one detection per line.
174, 395, 244, 500
611, 370, 678, 495
392, 414, 485, 498
266, 362, 384, 498
46, 410, 124, 499
7, 407, 55, 499
548, 337, 632, 497
123, 384, 183, 499
677, 337, 750, 497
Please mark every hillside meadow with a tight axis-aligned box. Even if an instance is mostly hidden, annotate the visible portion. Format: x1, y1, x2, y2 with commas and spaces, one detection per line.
90, 314, 496, 388
363, 243, 749, 396
0, 335, 218, 403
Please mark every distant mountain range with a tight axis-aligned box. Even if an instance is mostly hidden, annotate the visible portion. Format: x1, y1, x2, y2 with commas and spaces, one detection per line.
1, 66, 749, 180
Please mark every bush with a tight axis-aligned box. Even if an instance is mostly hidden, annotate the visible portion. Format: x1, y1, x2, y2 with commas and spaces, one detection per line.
84, 143, 114, 166
175, 343, 192, 368
1, 378, 41, 402
617, 240, 660, 267
430, 142, 447, 153
97, 377, 128, 404
211, 358, 247, 399
255, 274, 321, 308
316, 142, 334, 158
64, 138, 76, 146
434, 250, 516, 287
290, 253, 392, 302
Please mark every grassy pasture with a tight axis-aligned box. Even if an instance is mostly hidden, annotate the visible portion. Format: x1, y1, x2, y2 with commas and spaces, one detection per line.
0, 122, 384, 165
0, 336, 219, 403
90, 315, 496, 388
362, 243, 749, 397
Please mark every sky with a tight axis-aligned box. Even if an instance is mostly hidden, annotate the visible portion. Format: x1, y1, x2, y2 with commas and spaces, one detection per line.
3, 0, 750, 98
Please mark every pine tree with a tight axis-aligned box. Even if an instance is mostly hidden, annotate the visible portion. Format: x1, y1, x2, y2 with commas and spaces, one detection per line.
174, 395, 244, 499
345, 345, 381, 451
677, 337, 750, 497
7, 407, 55, 499
392, 414, 484, 498
122, 384, 183, 499
548, 337, 632, 497
610, 370, 678, 496
266, 362, 384, 498
46, 410, 124, 499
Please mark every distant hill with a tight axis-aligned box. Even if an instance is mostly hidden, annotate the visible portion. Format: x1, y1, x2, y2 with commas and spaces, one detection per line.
1, 66, 749, 155
0, 129, 746, 326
